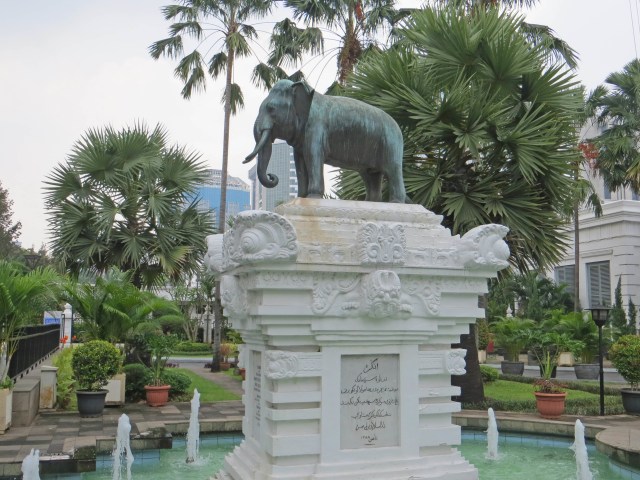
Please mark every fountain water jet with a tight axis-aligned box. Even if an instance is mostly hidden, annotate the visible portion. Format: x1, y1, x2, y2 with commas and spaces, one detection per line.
112, 413, 134, 480
186, 388, 200, 463
571, 419, 593, 480
21, 448, 40, 480
486, 407, 499, 460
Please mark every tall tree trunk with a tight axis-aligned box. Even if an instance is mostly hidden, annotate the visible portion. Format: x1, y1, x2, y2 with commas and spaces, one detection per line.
451, 323, 485, 404
211, 20, 235, 373
573, 163, 581, 311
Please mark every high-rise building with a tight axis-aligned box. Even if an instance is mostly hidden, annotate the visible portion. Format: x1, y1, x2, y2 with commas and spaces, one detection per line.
248, 142, 298, 211
194, 168, 251, 230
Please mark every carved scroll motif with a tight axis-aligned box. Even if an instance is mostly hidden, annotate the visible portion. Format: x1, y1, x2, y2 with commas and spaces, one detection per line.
311, 273, 361, 315
264, 350, 299, 379
358, 223, 406, 266
446, 349, 467, 375
224, 211, 298, 266
458, 224, 510, 271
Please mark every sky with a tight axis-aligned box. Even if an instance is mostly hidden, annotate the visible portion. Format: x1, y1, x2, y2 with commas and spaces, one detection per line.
1, 0, 638, 250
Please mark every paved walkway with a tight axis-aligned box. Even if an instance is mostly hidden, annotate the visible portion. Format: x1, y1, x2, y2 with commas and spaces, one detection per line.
0, 358, 638, 477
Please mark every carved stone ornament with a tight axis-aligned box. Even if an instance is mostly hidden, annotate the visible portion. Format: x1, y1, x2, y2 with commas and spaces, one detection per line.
361, 270, 412, 319
446, 349, 467, 375
403, 278, 441, 316
311, 271, 412, 319
264, 350, 299, 379
220, 275, 249, 320
204, 234, 233, 275
224, 211, 298, 266
358, 223, 406, 266
458, 224, 510, 271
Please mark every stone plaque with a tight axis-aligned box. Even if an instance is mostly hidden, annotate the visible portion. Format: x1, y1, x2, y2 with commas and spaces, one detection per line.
340, 354, 400, 449
251, 351, 262, 440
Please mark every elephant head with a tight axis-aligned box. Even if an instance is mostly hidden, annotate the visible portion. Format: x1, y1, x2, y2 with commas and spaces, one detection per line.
244, 79, 314, 188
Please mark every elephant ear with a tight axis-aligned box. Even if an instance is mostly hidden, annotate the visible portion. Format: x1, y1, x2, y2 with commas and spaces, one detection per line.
292, 80, 314, 128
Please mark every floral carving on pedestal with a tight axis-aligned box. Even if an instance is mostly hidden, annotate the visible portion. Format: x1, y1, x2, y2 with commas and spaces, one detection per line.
458, 224, 510, 271
224, 211, 298, 266
446, 349, 467, 375
264, 350, 299, 379
403, 278, 442, 316
220, 275, 249, 320
361, 270, 412, 319
311, 273, 361, 315
358, 223, 406, 266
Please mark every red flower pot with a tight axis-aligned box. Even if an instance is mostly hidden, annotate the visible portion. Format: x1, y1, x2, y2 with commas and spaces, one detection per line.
534, 391, 567, 419
145, 385, 171, 407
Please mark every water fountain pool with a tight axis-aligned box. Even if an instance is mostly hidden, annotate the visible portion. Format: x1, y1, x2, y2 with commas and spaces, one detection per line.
40, 430, 637, 480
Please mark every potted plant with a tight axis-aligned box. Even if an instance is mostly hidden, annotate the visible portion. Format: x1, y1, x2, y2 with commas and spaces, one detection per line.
608, 334, 640, 414
144, 334, 179, 407
491, 317, 534, 375
557, 311, 600, 379
533, 377, 567, 419
219, 343, 234, 371
71, 340, 122, 417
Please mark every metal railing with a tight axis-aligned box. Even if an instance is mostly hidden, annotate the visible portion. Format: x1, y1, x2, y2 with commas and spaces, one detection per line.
8, 324, 61, 379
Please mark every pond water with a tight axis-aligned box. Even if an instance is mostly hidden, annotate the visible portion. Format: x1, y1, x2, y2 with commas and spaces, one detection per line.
44, 430, 637, 480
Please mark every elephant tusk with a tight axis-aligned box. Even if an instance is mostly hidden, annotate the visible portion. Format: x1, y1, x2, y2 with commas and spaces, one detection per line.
244, 129, 271, 164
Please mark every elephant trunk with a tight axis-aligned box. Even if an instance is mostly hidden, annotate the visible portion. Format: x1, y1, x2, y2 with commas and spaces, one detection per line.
244, 128, 271, 164
257, 140, 278, 188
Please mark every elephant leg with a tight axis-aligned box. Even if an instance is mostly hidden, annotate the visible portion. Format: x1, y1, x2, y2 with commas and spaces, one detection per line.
361, 171, 383, 202
386, 147, 406, 203
294, 150, 308, 198
306, 143, 325, 198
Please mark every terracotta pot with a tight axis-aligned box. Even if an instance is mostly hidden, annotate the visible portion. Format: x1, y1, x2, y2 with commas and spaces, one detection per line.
239, 368, 246, 380
220, 362, 231, 371
145, 385, 171, 407
534, 391, 567, 419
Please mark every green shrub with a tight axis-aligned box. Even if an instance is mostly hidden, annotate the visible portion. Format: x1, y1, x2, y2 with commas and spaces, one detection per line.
175, 341, 211, 353
71, 340, 122, 391
480, 365, 499, 383
609, 335, 640, 389
52, 348, 75, 409
123, 363, 150, 402
161, 369, 191, 399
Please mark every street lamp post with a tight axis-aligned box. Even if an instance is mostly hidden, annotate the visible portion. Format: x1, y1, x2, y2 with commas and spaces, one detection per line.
587, 306, 610, 416
61, 303, 73, 347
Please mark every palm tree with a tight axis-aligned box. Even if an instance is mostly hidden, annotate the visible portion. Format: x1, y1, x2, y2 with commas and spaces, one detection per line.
44, 123, 214, 289
150, 0, 277, 234
63, 269, 183, 343
0, 261, 60, 383
275, 0, 401, 90
589, 59, 640, 193
338, 6, 581, 272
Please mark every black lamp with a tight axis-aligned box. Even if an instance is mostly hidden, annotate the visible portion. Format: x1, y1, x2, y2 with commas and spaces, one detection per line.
586, 306, 610, 416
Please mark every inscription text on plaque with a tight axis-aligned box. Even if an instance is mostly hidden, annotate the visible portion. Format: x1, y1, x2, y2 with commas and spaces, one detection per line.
340, 354, 400, 449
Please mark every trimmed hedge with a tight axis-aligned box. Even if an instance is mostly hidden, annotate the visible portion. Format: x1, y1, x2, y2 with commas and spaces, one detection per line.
161, 369, 191, 398
480, 365, 499, 383
123, 363, 150, 402
175, 341, 211, 353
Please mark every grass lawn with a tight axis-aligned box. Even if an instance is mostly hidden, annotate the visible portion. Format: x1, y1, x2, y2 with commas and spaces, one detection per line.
484, 379, 599, 401
174, 368, 241, 402
223, 368, 242, 381
171, 353, 212, 358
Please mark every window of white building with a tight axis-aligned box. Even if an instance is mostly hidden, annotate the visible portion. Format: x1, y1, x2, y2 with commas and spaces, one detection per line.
587, 261, 611, 308
555, 265, 575, 297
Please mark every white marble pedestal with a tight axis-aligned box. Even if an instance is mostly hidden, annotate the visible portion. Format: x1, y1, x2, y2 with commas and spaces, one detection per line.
206, 198, 509, 480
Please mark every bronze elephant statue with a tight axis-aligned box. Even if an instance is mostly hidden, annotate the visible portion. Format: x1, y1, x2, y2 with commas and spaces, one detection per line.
244, 79, 407, 203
